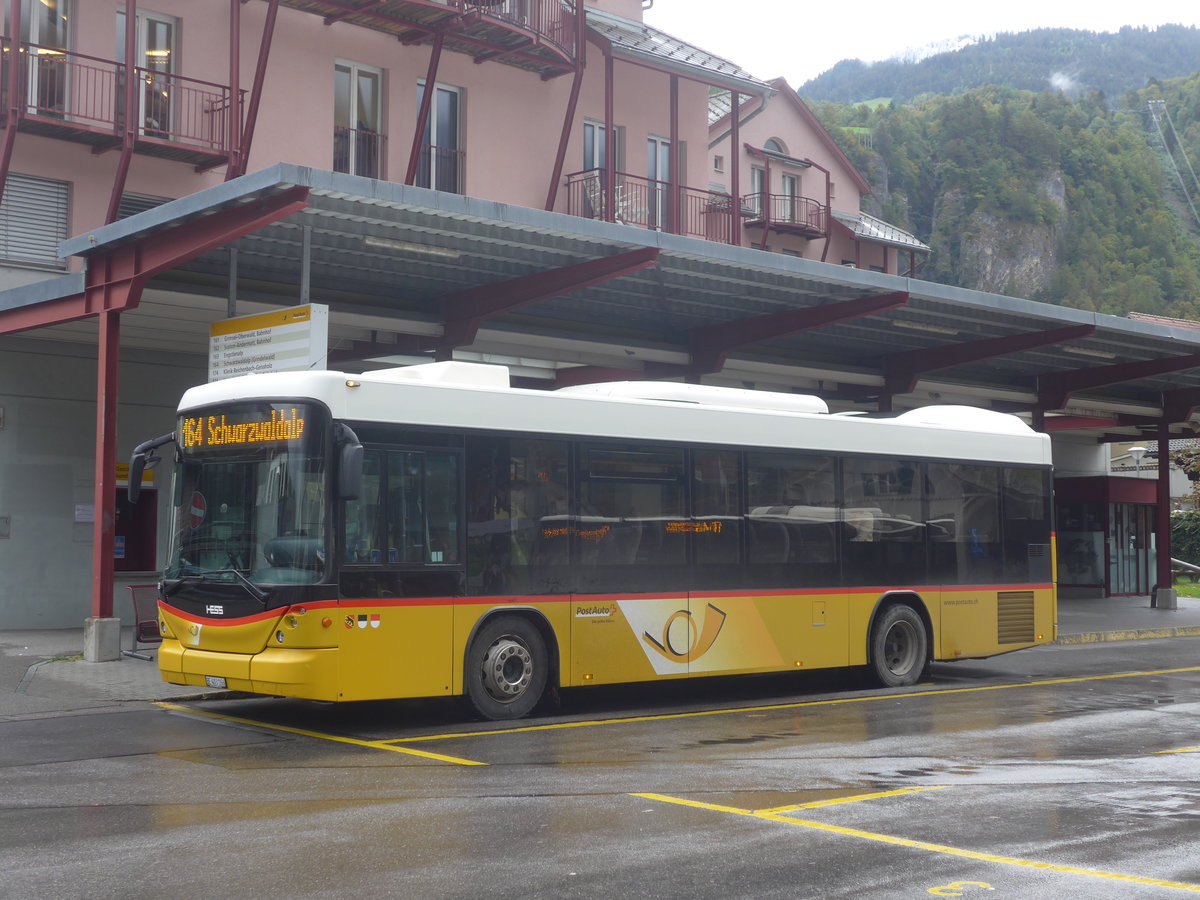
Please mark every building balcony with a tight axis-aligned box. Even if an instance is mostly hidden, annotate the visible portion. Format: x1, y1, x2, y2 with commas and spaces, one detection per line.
742, 192, 828, 239
0, 39, 237, 170
282, 0, 576, 78
566, 169, 737, 243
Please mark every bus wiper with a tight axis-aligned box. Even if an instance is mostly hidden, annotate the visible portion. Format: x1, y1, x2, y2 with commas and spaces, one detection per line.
162, 570, 271, 607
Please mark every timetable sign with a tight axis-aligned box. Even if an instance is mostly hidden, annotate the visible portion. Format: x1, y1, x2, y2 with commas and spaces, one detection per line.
208, 304, 328, 381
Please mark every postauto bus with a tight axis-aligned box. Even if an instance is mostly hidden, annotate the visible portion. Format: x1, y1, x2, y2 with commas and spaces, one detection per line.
130, 361, 1056, 719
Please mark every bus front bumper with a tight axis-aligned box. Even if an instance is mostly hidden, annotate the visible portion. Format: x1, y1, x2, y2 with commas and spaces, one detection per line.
159, 640, 340, 701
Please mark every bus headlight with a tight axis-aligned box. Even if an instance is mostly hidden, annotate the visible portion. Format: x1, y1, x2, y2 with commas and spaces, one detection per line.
276, 630, 286, 644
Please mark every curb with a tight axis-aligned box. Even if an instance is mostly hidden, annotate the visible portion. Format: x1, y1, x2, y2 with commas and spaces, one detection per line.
1056, 626, 1200, 645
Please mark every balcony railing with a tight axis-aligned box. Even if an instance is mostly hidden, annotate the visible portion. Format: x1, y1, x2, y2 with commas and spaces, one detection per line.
333, 126, 386, 179
462, 0, 574, 52
415, 144, 466, 194
566, 169, 737, 243
1, 39, 236, 163
743, 192, 827, 237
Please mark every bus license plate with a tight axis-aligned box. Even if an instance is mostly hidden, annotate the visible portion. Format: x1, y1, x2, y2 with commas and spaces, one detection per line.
204, 675, 227, 689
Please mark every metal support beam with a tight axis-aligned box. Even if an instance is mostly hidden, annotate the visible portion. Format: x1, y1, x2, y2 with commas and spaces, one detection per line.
231, 0, 280, 179
1039, 352, 1200, 411
883, 324, 1096, 395
407, 35, 445, 185
1162, 386, 1200, 425
435, 247, 661, 352
688, 291, 910, 375
105, 0, 139, 224
0, 186, 309, 335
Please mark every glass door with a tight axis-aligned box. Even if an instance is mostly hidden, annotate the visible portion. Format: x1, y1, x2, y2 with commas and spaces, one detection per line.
1108, 503, 1152, 595
116, 9, 176, 138
647, 136, 670, 230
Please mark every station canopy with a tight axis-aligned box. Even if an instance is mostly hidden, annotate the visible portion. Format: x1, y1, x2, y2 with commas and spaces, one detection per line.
9, 164, 1200, 444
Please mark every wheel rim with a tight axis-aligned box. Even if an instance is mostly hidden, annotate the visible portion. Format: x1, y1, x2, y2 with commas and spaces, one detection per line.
882, 620, 919, 676
479, 636, 534, 704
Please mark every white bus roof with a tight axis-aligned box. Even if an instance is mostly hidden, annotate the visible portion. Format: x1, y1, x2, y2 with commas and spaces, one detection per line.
179, 362, 1052, 466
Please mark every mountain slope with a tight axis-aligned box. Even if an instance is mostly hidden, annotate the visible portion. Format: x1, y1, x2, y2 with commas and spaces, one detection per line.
801, 26, 1200, 105
810, 78, 1200, 318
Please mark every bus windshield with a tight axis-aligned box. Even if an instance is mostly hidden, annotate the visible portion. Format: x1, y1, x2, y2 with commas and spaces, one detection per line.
165, 403, 329, 587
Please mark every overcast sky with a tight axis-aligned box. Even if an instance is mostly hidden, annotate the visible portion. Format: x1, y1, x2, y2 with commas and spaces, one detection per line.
641, 0, 1200, 87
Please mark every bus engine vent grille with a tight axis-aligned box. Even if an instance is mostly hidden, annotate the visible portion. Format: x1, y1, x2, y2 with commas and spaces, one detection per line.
997, 591, 1035, 644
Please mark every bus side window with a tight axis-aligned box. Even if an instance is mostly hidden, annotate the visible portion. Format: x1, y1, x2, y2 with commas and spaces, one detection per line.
465, 436, 571, 596
691, 450, 741, 586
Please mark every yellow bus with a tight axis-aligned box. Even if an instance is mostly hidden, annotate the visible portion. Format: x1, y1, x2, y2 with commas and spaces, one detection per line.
130, 361, 1056, 719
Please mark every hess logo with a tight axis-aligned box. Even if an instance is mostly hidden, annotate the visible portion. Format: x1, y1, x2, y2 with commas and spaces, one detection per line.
205, 604, 224, 615
642, 603, 727, 663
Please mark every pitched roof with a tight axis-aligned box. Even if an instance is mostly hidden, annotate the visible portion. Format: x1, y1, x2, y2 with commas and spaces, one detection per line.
586, 8, 771, 95
833, 210, 930, 252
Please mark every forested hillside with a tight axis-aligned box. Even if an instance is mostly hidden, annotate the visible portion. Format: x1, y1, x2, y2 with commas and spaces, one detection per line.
801, 26, 1200, 105
810, 75, 1200, 319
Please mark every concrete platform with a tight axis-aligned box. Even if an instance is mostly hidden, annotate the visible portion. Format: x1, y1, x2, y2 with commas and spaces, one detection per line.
3, 593, 1200, 714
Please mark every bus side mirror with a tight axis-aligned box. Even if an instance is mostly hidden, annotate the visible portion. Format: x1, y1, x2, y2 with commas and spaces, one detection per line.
337, 425, 364, 501
128, 432, 176, 503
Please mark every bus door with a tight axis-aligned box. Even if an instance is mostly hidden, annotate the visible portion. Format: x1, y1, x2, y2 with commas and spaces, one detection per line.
338, 446, 462, 700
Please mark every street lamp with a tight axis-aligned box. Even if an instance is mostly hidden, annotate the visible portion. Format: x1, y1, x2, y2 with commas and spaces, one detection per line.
1129, 445, 1147, 478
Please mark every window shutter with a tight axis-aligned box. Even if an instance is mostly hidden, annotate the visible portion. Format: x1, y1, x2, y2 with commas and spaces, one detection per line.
0, 173, 69, 267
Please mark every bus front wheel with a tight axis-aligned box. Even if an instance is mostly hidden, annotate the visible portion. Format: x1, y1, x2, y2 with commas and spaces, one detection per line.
869, 604, 927, 687
465, 615, 549, 720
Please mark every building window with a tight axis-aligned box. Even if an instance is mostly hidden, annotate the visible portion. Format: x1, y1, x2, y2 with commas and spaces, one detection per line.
416, 81, 462, 193
713, 154, 724, 173
0, 173, 69, 268
335, 61, 383, 178
9, 0, 71, 116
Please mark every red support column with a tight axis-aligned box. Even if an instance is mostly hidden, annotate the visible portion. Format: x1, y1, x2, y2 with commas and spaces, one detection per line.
1155, 422, 1176, 606
91, 309, 122, 620
728, 92, 740, 244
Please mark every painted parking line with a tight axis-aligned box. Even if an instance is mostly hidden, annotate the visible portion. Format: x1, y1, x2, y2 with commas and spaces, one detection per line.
756, 785, 949, 815
154, 701, 487, 766
633, 792, 1200, 893
393, 665, 1200, 746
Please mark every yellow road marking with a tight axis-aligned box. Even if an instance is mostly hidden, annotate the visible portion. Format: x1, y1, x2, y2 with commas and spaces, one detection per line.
395, 665, 1200, 744
1158, 745, 1200, 755
154, 701, 487, 766
634, 792, 1200, 893
756, 785, 949, 814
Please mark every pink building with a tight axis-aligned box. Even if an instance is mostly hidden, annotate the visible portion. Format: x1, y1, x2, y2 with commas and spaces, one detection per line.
0, 0, 923, 277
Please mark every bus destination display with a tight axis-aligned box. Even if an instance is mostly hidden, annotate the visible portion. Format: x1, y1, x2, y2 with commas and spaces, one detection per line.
181, 407, 307, 450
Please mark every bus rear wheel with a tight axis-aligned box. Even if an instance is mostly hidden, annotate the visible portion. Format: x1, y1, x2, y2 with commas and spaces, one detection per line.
869, 604, 927, 687
465, 615, 548, 720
